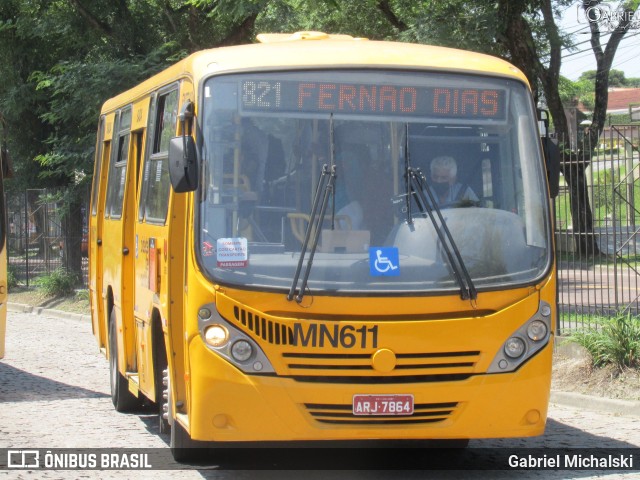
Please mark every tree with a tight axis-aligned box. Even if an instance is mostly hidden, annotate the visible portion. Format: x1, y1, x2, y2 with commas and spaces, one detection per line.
568, 0, 640, 255
0, 0, 269, 281
583, 1, 639, 147
502, 0, 639, 256
579, 68, 629, 87
494, 0, 598, 256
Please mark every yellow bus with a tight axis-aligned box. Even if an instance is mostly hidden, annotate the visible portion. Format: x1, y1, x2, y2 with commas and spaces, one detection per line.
89, 32, 556, 459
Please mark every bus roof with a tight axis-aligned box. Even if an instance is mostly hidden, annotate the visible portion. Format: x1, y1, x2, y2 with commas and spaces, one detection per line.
101, 34, 528, 113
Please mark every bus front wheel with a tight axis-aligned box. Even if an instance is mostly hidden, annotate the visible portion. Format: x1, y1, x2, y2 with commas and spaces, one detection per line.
165, 369, 208, 461
159, 368, 170, 435
108, 310, 140, 412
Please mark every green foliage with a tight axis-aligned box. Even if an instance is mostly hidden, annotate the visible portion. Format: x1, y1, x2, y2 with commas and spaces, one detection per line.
559, 76, 595, 110
394, 1, 504, 54
75, 289, 90, 301
7, 263, 19, 290
608, 113, 635, 124
579, 69, 629, 87
0, 0, 235, 198
591, 168, 620, 218
30, 49, 175, 183
569, 313, 640, 370
256, 0, 397, 40
35, 268, 79, 297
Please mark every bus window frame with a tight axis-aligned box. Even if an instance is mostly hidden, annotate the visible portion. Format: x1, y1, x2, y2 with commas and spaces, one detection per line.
91, 116, 106, 217
138, 83, 179, 225
195, 70, 552, 295
105, 107, 133, 220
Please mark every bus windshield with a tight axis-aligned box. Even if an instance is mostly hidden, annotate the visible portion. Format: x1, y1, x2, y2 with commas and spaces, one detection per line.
198, 70, 550, 295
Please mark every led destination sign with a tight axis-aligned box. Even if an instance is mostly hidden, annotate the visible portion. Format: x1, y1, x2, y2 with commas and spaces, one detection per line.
240, 80, 507, 120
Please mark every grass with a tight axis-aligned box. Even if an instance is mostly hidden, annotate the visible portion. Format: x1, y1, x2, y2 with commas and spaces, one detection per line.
33, 268, 79, 297
567, 313, 640, 371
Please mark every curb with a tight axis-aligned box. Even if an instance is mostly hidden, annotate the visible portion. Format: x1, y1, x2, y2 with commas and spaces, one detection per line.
7, 302, 92, 323
8, 302, 640, 418
550, 391, 640, 418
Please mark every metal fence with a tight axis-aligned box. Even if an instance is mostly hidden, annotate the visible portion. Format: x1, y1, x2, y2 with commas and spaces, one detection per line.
6, 127, 640, 331
556, 124, 640, 332
7, 188, 89, 287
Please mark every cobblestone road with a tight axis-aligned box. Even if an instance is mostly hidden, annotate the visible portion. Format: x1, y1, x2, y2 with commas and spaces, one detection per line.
1, 309, 639, 479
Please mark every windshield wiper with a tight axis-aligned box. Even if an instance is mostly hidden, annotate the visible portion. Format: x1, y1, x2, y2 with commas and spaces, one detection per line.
407, 167, 478, 301
287, 163, 337, 303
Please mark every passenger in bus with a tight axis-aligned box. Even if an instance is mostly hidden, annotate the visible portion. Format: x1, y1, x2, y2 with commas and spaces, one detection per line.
240, 119, 286, 205
429, 155, 479, 207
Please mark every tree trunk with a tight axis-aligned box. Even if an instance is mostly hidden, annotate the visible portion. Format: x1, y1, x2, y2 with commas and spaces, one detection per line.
497, 0, 603, 256
573, 1, 639, 255
563, 153, 599, 255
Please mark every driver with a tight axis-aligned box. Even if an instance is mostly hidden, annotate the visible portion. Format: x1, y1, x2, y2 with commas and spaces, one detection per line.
429, 156, 479, 207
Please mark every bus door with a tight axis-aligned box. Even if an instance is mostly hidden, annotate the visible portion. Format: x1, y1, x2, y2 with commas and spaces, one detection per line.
124, 96, 157, 392
103, 107, 137, 372
134, 86, 179, 397
89, 116, 110, 348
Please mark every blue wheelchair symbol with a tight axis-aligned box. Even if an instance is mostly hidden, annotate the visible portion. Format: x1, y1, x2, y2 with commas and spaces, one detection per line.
369, 247, 400, 276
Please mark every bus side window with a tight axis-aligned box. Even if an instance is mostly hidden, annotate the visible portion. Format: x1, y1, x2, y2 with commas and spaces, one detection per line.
91, 117, 106, 217
105, 108, 132, 219
139, 88, 178, 224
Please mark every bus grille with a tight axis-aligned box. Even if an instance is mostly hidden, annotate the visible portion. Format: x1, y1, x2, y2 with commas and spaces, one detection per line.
303, 402, 459, 425
233, 306, 293, 345
282, 351, 479, 376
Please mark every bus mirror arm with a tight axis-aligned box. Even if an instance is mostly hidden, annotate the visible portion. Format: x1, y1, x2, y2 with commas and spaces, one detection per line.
169, 102, 198, 193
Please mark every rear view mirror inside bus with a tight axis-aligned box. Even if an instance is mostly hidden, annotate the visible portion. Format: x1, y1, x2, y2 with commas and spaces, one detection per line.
169, 135, 198, 193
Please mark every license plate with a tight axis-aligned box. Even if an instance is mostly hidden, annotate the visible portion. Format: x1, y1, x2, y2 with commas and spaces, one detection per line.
353, 394, 414, 416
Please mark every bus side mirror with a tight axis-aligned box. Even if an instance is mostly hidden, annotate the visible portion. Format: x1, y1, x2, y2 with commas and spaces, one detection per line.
537, 108, 559, 198
541, 136, 560, 198
169, 135, 198, 193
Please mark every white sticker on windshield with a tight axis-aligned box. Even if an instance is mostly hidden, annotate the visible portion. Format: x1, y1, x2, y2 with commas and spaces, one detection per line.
216, 237, 248, 267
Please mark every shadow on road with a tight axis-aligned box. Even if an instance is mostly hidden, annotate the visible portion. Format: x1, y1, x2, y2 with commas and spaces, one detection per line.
0, 362, 110, 402
136, 414, 639, 477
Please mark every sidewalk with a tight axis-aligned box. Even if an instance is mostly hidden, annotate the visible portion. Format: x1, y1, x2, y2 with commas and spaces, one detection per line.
8, 302, 640, 419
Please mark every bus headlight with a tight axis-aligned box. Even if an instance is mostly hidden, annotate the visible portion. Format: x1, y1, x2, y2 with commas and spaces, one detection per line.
198, 302, 275, 374
527, 320, 547, 341
231, 340, 253, 362
488, 301, 553, 373
504, 337, 526, 358
204, 325, 229, 347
